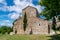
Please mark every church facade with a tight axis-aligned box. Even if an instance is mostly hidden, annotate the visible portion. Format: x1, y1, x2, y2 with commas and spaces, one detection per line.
13, 6, 53, 34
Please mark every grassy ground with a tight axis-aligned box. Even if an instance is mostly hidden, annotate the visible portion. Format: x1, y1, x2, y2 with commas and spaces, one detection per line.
0, 34, 60, 40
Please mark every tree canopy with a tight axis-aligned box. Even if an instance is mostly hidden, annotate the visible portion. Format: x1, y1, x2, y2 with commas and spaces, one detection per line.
39, 0, 60, 33
39, 0, 60, 20
0, 26, 13, 34
23, 12, 27, 31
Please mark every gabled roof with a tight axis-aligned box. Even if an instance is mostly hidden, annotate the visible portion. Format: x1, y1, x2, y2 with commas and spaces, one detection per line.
22, 5, 37, 10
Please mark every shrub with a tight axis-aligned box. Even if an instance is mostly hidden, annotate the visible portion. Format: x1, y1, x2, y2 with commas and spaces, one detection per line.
0, 26, 13, 34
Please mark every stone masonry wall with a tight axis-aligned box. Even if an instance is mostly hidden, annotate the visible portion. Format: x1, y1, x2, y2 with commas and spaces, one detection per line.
13, 6, 50, 34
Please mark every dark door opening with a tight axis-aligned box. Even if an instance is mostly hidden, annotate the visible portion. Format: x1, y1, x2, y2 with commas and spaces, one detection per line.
48, 25, 50, 34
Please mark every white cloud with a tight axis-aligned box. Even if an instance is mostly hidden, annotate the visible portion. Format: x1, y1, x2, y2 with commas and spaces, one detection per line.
0, 6, 9, 11
0, 0, 42, 16
0, 0, 8, 11
0, 0, 7, 5
0, 0, 42, 27
7, 0, 42, 16
35, 5, 42, 13
8, 12, 20, 19
39, 0, 40, 1
0, 23, 13, 27
0, 0, 42, 13
0, 23, 5, 26
0, 20, 13, 27
0, 0, 42, 20
3, 20, 10, 23
7, 0, 38, 19
8, 6, 22, 13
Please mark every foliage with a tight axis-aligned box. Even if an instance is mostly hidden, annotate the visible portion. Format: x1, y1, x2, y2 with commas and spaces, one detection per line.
56, 26, 60, 31
58, 16, 60, 21
39, 0, 60, 33
13, 19, 17, 25
39, 0, 60, 20
0, 26, 13, 34
23, 12, 27, 31
52, 17, 56, 31
49, 34, 60, 40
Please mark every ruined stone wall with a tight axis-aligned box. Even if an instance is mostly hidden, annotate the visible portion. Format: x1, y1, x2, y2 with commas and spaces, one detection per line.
13, 6, 50, 34
13, 18, 24, 34
25, 17, 49, 34
32, 18, 49, 34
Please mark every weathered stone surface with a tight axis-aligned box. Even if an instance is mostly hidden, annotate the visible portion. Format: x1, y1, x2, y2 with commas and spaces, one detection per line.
13, 6, 52, 34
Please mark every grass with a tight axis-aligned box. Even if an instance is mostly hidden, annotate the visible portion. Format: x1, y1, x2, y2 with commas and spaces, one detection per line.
0, 34, 60, 40
0, 34, 50, 40
48, 34, 60, 40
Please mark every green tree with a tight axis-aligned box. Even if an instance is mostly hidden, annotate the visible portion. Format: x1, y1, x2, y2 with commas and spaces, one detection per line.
0, 26, 12, 34
13, 19, 17, 25
39, 0, 60, 34
23, 12, 27, 31
58, 16, 60, 21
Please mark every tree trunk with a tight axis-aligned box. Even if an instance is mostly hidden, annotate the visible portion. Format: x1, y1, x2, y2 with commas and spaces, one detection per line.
52, 16, 57, 34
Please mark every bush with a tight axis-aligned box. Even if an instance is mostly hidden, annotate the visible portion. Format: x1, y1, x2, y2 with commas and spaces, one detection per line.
56, 26, 60, 31
0, 26, 13, 34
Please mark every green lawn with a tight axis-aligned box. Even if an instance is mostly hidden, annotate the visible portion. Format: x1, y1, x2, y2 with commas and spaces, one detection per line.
0, 34, 60, 40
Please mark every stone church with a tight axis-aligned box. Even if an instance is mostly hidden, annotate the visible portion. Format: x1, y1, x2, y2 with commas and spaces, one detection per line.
13, 6, 53, 34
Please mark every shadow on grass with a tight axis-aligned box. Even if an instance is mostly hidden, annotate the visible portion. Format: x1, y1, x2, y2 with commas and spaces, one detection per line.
48, 34, 60, 40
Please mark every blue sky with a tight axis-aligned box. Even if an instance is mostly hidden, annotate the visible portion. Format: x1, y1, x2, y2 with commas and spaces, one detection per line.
0, 0, 43, 27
